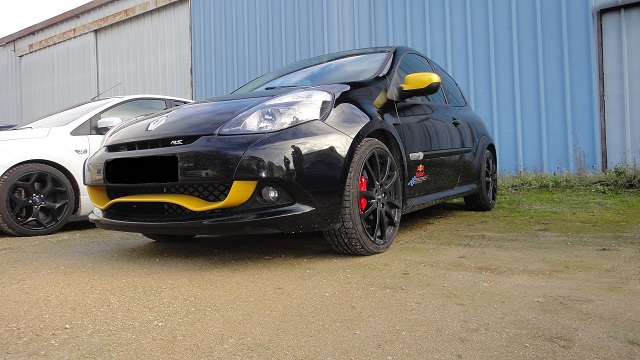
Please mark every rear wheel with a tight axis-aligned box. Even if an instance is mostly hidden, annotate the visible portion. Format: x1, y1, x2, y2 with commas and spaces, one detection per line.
464, 149, 497, 211
142, 233, 195, 242
323, 139, 402, 255
0, 163, 75, 236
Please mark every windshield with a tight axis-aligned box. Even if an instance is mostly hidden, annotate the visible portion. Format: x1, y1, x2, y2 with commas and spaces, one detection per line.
234, 49, 391, 93
18, 98, 114, 129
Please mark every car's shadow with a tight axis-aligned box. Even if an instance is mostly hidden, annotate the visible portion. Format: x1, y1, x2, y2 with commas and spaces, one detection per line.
399, 201, 468, 226
118, 202, 469, 262
116, 231, 339, 264
0, 220, 97, 239
0, 202, 470, 262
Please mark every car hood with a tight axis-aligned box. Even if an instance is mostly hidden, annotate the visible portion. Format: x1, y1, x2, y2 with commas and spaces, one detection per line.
104, 96, 269, 145
103, 85, 351, 146
0, 127, 50, 141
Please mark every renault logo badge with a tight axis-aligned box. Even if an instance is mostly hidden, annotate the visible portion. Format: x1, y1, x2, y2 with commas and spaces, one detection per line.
147, 116, 167, 131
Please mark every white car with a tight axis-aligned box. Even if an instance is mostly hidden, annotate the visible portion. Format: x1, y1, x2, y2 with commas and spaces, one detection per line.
0, 95, 192, 236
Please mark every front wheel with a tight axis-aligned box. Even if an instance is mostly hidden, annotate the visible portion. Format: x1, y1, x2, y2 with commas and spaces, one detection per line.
0, 163, 75, 236
323, 139, 402, 255
464, 149, 497, 211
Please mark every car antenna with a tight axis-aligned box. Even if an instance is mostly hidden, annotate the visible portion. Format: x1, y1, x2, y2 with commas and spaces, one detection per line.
91, 83, 122, 100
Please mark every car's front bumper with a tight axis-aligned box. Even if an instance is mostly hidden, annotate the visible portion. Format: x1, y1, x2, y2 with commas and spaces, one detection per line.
88, 201, 338, 235
85, 120, 353, 235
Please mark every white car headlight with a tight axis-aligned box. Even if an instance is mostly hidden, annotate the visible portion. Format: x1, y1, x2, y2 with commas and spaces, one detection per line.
219, 90, 333, 134
84, 161, 104, 185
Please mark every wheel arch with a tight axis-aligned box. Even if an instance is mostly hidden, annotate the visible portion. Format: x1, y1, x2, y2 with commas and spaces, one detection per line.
8, 159, 81, 215
346, 127, 408, 208
476, 136, 497, 171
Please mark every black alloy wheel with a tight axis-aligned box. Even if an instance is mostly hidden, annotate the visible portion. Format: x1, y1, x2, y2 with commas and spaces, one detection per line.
323, 138, 402, 255
0, 163, 75, 236
464, 149, 497, 211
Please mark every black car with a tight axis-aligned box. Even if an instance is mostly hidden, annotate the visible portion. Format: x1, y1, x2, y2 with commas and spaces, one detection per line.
84, 46, 497, 255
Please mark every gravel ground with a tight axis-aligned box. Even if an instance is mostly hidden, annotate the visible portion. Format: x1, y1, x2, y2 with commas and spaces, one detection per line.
1, 205, 639, 359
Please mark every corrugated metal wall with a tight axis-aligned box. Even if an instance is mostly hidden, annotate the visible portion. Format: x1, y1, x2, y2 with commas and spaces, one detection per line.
0, 45, 22, 125
18, 34, 98, 122
0, 0, 191, 125
600, 2, 640, 168
192, 0, 601, 174
96, 0, 192, 98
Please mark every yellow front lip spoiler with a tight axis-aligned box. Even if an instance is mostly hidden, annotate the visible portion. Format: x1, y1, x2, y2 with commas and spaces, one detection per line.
87, 181, 258, 212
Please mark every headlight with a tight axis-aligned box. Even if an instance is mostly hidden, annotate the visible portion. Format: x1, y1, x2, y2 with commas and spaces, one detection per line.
219, 90, 333, 134
84, 161, 104, 185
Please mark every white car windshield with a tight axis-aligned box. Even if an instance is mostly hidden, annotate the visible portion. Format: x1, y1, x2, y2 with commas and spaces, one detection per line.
18, 99, 113, 129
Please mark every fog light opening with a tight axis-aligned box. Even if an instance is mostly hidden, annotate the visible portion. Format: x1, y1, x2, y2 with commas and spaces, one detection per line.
260, 186, 280, 203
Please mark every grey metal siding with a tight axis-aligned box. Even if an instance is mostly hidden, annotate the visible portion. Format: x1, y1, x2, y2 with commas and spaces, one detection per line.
0, 0, 191, 125
0, 46, 22, 125
191, 0, 601, 174
95, 0, 192, 99
18, 34, 98, 122
601, 3, 640, 168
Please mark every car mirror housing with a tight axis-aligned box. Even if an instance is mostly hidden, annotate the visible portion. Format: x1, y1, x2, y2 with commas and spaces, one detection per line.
401, 72, 441, 93
97, 117, 123, 129
97, 117, 123, 134
389, 72, 442, 101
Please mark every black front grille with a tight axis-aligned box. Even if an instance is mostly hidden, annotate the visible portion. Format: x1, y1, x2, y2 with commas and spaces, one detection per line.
102, 182, 295, 223
104, 202, 224, 221
106, 183, 232, 202
102, 196, 266, 222
106, 136, 200, 153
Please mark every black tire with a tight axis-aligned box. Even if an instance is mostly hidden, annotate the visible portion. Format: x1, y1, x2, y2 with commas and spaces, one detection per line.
464, 149, 497, 211
323, 138, 402, 255
142, 233, 195, 242
0, 163, 75, 236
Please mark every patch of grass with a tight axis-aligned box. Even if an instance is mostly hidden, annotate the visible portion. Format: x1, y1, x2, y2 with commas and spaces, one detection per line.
400, 168, 640, 249
493, 169, 640, 234
628, 338, 640, 347
494, 188, 640, 234
500, 167, 640, 193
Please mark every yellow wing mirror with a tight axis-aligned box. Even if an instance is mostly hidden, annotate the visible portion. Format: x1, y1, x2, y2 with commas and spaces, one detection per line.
377, 72, 443, 107
401, 72, 441, 96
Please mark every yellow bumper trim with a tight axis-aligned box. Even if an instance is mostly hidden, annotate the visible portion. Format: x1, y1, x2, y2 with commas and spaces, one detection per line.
87, 181, 258, 212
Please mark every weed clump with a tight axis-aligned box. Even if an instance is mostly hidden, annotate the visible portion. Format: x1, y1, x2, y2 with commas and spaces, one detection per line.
500, 166, 640, 193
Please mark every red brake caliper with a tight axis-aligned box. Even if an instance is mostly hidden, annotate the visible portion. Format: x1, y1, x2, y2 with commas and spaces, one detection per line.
358, 176, 368, 212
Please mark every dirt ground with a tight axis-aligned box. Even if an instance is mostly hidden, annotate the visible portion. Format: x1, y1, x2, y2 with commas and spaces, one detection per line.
1, 203, 639, 359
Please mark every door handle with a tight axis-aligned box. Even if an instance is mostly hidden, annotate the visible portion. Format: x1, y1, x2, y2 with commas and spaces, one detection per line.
452, 119, 461, 126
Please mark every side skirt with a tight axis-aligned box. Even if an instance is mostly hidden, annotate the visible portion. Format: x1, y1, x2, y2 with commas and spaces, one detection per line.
403, 183, 478, 214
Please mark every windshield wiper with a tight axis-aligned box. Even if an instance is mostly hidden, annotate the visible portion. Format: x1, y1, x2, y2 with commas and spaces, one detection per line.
264, 85, 302, 90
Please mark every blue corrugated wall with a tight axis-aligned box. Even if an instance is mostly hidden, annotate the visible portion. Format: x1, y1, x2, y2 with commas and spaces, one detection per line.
191, 0, 601, 174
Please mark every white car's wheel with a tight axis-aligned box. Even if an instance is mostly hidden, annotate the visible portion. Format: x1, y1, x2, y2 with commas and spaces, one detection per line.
0, 163, 75, 236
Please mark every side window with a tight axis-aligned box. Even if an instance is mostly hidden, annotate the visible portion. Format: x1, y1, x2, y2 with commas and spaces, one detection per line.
100, 99, 168, 121
395, 53, 446, 104
430, 61, 467, 107
87, 99, 168, 135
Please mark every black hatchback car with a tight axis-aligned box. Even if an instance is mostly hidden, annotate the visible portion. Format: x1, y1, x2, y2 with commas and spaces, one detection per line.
84, 46, 497, 255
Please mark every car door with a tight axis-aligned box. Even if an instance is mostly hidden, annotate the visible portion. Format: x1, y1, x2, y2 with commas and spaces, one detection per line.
429, 60, 476, 183
391, 53, 465, 197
